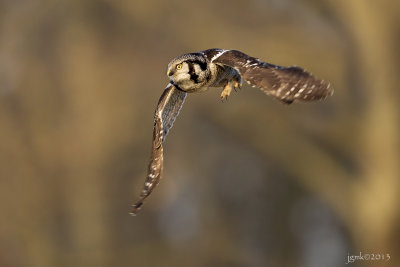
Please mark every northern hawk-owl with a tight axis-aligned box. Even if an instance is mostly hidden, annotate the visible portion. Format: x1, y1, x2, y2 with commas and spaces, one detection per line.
131, 49, 333, 214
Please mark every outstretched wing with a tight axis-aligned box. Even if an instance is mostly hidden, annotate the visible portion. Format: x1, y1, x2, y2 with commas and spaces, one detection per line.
205, 49, 333, 104
131, 83, 187, 215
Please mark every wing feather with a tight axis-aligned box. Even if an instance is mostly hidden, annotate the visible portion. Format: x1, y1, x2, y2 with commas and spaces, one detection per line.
208, 49, 333, 104
131, 83, 186, 215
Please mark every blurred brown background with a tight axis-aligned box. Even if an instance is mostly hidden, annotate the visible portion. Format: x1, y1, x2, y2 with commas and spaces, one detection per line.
0, 0, 399, 266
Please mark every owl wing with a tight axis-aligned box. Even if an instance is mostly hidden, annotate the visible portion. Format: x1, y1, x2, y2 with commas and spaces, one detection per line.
206, 49, 333, 104
131, 83, 187, 215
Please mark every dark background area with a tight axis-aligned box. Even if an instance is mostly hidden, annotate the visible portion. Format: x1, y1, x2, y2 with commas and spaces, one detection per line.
0, 0, 399, 266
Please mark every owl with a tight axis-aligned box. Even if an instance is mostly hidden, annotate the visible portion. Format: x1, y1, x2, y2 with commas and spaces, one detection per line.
131, 49, 333, 215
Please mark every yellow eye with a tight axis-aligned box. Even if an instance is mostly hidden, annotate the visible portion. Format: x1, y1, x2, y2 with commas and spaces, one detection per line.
176, 64, 182, 70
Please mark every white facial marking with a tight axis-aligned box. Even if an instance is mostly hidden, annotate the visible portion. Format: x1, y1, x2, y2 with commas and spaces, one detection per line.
193, 64, 202, 74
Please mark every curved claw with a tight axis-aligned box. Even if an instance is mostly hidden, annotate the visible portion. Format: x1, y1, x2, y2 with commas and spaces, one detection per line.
234, 81, 242, 91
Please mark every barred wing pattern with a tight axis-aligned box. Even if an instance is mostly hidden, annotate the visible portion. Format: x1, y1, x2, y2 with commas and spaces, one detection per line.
208, 49, 333, 104
131, 83, 186, 215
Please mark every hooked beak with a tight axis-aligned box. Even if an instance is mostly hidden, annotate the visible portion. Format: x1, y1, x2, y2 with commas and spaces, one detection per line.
167, 69, 174, 76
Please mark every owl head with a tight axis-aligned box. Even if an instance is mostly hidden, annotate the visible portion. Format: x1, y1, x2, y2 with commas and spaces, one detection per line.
166, 53, 209, 91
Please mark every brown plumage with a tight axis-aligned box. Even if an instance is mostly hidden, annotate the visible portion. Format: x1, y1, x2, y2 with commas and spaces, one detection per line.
131, 84, 186, 215
206, 49, 333, 104
131, 49, 332, 214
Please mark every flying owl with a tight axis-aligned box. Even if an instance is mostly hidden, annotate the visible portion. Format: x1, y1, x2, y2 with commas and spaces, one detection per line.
131, 49, 333, 215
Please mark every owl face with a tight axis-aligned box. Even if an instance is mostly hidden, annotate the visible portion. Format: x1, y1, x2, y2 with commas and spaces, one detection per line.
167, 60, 190, 81
166, 61, 191, 91
166, 54, 210, 92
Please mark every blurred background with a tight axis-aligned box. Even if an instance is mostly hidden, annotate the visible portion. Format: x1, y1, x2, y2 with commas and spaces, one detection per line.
0, 0, 399, 266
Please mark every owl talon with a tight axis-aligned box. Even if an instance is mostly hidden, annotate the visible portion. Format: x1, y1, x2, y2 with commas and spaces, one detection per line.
233, 80, 242, 92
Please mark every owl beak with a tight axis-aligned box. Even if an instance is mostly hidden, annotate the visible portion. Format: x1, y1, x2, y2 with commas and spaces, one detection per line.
167, 69, 174, 76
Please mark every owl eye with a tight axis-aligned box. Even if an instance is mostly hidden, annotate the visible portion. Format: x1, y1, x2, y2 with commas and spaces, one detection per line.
176, 64, 182, 70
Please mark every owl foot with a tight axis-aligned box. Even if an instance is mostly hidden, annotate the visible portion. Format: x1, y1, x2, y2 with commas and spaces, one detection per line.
221, 80, 242, 100
220, 82, 233, 101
